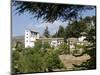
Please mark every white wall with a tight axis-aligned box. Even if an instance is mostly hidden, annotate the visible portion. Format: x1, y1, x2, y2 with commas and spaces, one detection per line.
25, 30, 31, 48
78, 36, 86, 42
25, 30, 40, 48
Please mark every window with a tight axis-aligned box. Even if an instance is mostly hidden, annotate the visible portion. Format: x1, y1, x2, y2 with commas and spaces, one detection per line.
26, 37, 28, 38
26, 40, 28, 42
26, 33, 28, 35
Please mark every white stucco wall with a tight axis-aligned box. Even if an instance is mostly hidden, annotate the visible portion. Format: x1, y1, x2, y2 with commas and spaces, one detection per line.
78, 36, 86, 42
25, 29, 39, 48
25, 30, 30, 48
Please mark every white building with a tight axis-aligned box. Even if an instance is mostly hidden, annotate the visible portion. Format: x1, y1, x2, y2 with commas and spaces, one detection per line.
79, 32, 87, 42
25, 29, 39, 48
50, 39, 63, 47
78, 36, 86, 42
25, 28, 63, 48
40, 38, 63, 48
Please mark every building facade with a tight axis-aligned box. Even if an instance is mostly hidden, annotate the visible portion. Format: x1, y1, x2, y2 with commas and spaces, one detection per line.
25, 29, 39, 48
24, 29, 88, 55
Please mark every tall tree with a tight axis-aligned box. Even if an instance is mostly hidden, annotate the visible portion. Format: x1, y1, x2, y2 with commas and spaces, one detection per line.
81, 16, 96, 33
43, 26, 50, 38
64, 19, 87, 39
12, 1, 95, 23
64, 16, 96, 39
73, 16, 96, 70
57, 25, 65, 37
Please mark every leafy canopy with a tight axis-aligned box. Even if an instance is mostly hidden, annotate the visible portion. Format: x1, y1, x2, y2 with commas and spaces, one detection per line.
12, 1, 95, 22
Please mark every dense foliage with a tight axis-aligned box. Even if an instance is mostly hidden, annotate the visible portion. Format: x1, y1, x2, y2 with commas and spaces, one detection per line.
53, 16, 95, 39
57, 43, 69, 54
12, 40, 64, 74
73, 16, 96, 70
53, 25, 65, 38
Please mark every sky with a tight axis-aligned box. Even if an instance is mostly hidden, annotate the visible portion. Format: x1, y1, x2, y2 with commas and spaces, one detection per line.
12, 4, 96, 37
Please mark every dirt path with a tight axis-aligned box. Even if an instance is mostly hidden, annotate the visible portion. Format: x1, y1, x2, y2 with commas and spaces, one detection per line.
59, 54, 90, 70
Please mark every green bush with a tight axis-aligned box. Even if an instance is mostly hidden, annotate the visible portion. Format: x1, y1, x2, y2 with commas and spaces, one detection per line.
57, 43, 69, 54
12, 40, 64, 74
44, 51, 64, 71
